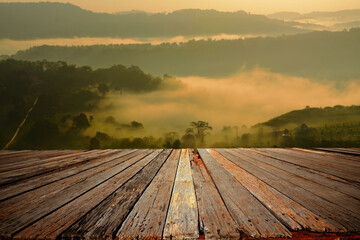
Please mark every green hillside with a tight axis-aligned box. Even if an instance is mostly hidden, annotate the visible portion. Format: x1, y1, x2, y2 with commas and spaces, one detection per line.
254, 105, 360, 129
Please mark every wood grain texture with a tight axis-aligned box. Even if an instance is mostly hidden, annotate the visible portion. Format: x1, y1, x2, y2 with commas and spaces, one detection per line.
279, 148, 360, 169
232, 149, 360, 215
191, 150, 240, 239
0, 150, 85, 173
0, 150, 78, 169
253, 148, 360, 183
0, 150, 113, 186
0, 148, 359, 240
0, 150, 135, 202
0, 150, 54, 162
235, 149, 360, 200
198, 149, 291, 238
0, 149, 153, 238
314, 148, 360, 157
163, 149, 199, 240
62, 149, 172, 240
218, 149, 360, 232
13, 150, 163, 240
294, 148, 360, 162
0, 150, 135, 219
0, 150, 31, 157
208, 149, 336, 233
116, 149, 181, 240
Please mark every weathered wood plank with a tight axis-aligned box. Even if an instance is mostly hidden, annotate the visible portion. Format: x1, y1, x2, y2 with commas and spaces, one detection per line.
62, 149, 172, 240
0, 149, 154, 238
253, 148, 360, 182
294, 148, 360, 165
198, 149, 291, 238
191, 150, 240, 239
208, 149, 337, 232
218, 149, 360, 232
0, 150, 85, 172
230, 149, 360, 215
116, 149, 181, 240
0, 150, 144, 216
0, 150, 42, 160
0, 150, 31, 157
238, 148, 360, 200
0, 150, 102, 173
314, 148, 360, 157
13, 150, 163, 240
281, 148, 360, 169
0, 150, 73, 166
163, 149, 199, 240
0, 150, 136, 202
0, 150, 113, 186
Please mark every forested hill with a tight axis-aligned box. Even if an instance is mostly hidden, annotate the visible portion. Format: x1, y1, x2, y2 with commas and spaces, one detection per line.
0, 59, 175, 148
0, 2, 306, 40
253, 105, 360, 129
11, 29, 360, 81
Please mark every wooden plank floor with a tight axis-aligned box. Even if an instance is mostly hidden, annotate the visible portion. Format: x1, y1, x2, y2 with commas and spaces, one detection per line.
0, 148, 359, 240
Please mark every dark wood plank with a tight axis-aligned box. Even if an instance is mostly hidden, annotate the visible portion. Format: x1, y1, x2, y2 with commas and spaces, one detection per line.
0, 150, 113, 186
0, 150, 86, 172
0, 150, 73, 166
208, 149, 337, 232
314, 148, 360, 157
0, 150, 41, 160
198, 149, 291, 238
62, 149, 172, 240
237, 149, 360, 200
163, 149, 199, 239
230, 149, 360, 215
0, 150, 145, 218
0, 149, 154, 238
0, 150, 136, 201
284, 148, 360, 168
217, 149, 360, 232
295, 148, 360, 163
191, 150, 240, 239
116, 149, 181, 240
13, 150, 163, 240
253, 148, 360, 183
0, 150, 31, 157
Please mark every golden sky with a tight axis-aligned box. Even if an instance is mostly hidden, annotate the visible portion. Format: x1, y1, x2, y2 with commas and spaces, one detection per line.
1, 0, 359, 13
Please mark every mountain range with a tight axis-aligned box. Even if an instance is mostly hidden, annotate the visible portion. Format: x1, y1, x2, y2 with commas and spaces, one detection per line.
10, 28, 360, 81
0, 2, 307, 40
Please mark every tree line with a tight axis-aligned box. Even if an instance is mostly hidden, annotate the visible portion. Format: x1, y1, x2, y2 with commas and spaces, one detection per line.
11, 28, 360, 81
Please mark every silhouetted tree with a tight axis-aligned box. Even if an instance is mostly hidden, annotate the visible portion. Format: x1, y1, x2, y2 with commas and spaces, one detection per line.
130, 121, 144, 130
181, 128, 196, 148
73, 113, 90, 129
98, 83, 109, 96
172, 139, 181, 149
189, 121, 212, 146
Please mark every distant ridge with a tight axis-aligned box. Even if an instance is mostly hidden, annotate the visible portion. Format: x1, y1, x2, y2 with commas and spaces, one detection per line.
268, 9, 360, 20
268, 9, 360, 30
11, 28, 360, 80
0, 2, 306, 40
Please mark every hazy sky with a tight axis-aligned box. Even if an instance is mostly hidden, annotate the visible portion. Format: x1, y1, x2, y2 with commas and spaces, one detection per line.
1, 0, 359, 14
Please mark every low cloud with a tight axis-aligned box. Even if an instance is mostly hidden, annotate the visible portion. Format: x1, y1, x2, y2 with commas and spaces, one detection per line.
89, 68, 360, 137
0, 34, 261, 55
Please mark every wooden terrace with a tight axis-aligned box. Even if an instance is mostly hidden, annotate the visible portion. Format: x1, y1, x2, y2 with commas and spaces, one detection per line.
0, 148, 359, 239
